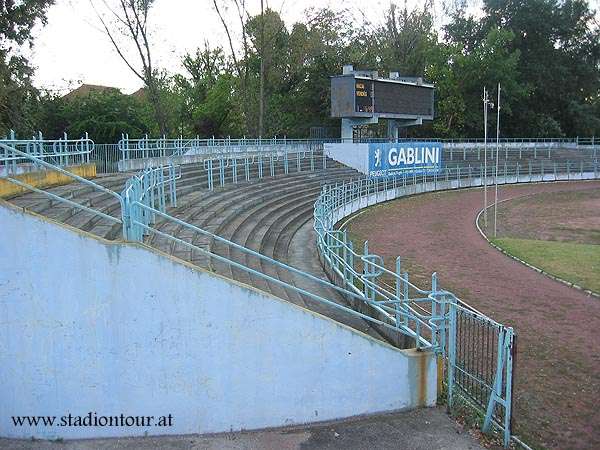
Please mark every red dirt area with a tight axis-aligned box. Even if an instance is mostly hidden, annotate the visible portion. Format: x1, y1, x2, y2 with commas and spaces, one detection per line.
347, 181, 600, 450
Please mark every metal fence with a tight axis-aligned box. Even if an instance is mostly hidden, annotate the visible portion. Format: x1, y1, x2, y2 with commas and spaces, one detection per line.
105, 135, 599, 174
117, 135, 321, 161
0, 134, 93, 176
448, 301, 516, 444
202, 147, 327, 190
4, 135, 599, 447
311, 158, 600, 447
92, 144, 121, 174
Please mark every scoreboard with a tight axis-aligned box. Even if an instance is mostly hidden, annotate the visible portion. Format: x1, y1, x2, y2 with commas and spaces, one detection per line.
331, 74, 434, 120
354, 80, 373, 113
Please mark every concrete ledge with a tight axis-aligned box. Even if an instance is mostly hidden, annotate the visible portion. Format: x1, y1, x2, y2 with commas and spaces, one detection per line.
118, 144, 313, 172
0, 163, 96, 198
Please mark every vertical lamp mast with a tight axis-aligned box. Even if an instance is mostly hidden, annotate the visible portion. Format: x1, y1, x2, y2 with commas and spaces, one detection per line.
494, 83, 501, 238
483, 87, 489, 227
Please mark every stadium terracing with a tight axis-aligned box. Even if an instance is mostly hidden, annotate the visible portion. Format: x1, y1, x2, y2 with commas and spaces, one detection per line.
1, 135, 598, 446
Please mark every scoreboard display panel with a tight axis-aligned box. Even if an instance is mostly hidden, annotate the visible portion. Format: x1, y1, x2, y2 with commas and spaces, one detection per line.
331, 74, 434, 120
373, 80, 433, 117
355, 79, 373, 113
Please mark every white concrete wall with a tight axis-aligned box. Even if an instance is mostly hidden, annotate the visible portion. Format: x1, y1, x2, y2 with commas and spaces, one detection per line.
0, 204, 436, 440
324, 143, 369, 174
328, 171, 600, 228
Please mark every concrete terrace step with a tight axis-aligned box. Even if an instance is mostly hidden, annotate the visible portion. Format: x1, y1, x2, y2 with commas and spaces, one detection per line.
211, 172, 357, 292
149, 167, 359, 269
4, 154, 341, 240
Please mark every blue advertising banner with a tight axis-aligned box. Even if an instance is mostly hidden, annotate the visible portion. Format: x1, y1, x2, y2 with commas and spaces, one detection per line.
368, 142, 443, 178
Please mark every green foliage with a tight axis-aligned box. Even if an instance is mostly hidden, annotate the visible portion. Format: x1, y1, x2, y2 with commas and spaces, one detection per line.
7, 0, 600, 140
37, 90, 151, 142
0, 0, 55, 136
191, 75, 243, 137
427, 27, 527, 137
450, 0, 600, 137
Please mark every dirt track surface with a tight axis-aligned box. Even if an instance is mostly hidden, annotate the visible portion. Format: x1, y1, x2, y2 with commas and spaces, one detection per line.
347, 181, 600, 450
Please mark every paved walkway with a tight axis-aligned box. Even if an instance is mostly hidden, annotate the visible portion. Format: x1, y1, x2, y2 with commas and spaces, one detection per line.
0, 408, 484, 450
347, 180, 600, 450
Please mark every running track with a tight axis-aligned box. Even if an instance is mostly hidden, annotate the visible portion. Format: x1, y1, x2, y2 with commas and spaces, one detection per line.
347, 181, 600, 450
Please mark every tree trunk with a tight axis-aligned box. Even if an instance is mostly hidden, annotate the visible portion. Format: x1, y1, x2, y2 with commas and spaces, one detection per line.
146, 79, 169, 136
259, 0, 265, 137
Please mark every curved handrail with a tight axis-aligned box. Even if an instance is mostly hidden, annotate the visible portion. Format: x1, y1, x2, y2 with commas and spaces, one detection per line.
313, 158, 600, 348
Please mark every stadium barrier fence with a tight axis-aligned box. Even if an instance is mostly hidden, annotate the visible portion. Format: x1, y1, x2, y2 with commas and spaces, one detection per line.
3, 134, 600, 448
313, 159, 599, 446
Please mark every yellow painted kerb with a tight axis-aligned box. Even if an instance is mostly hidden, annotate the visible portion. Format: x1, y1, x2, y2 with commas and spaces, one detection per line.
0, 163, 97, 198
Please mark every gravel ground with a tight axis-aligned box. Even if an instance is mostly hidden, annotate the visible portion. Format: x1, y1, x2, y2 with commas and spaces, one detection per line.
0, 408, 485, 450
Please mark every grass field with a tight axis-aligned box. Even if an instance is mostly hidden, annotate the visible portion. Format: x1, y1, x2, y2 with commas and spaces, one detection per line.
491, 237, 600, 294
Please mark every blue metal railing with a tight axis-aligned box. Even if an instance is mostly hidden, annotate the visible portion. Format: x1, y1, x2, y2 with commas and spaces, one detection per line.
121, 164, 181, 241
202, 148, 327, 190
1, 139, 180, 241
118, 134, 320, 161
115, 135, 598, 173
312, 158, 600, 447
1, 133, 93, 176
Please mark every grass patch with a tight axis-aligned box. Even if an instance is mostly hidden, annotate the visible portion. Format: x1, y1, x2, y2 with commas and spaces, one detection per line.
492, 237, 600, 294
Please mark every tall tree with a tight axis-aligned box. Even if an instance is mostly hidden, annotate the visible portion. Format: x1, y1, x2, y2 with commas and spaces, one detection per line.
375, 1, 438, 76
258, 0, 264, 136
0, 0, 55, 136
91, 0, 169, 135
176, 43, 242, 137
212, 0, 256, 133
446, 0, 600, 136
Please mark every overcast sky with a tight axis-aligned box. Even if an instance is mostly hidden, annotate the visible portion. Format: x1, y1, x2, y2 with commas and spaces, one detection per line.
30, 0, 399, 94
29, 0, 598, 94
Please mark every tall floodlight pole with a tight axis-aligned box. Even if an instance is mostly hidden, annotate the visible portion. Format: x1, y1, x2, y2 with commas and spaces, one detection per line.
483, 87, 489, 227
494, 83, 501, 238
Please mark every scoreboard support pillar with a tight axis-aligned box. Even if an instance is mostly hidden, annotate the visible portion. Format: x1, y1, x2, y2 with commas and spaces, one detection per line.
387, 120, 399, 141
387, 118, 424, 140
341, 117, 379, 142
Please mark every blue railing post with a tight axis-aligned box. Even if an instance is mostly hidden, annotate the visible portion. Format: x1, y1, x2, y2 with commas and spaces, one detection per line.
232, 157, 238, 184
205, 159, 214, 190
431, 272, 439, 350
395, 257, 403, 327
219, 157, 226, 187
447, 302, 457, 409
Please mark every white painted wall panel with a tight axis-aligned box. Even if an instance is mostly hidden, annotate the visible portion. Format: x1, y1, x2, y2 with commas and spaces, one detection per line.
0, 204, 436, 440
324, 143, 369, 174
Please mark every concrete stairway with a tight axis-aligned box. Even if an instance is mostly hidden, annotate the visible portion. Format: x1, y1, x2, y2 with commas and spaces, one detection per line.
6, 172, 132, 240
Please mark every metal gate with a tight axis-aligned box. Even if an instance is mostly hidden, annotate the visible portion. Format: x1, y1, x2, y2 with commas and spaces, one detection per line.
446, 300, 516, 446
